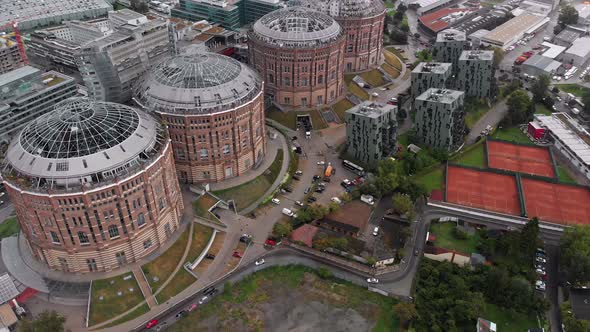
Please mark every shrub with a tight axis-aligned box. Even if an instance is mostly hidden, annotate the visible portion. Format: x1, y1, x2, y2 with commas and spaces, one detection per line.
452, 227, 468, 240
317, 267, 333, 279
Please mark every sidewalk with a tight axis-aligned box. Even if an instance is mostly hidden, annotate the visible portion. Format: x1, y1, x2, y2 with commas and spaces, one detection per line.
208, 127, 282, 191
132, 268, 156, 308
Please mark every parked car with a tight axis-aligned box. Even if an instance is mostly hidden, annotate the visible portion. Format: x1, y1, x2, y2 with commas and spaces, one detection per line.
146, 319, 159, 329
198, 296, 209, 305
536, 268, 546, 275
175, 310, 187, 318
367, 278, 379, 284
188, 303, 197, 311
155, 322, 168, 331
312, 175, 321, 181
322, 176, 331, 182
295, 201, 304, 207
304, 187, 311, 194
317, 161, 325, 166
292, 175, 300, 181
536, 256, 547, 263
282, 208, 295, 217
295, 170, 303, 176
255, 259, 265, 266
315, 187, 325, 193
283, 186, 293, 193
205, 253, 216, 259
372, 227, 379, 236
535, 281, 546, 291
271, 198, 280, 205
232, 251, 243, 258
307, 196, 317, 203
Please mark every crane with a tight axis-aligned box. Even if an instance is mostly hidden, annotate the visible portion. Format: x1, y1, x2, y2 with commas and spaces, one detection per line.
1, 21, 28, 66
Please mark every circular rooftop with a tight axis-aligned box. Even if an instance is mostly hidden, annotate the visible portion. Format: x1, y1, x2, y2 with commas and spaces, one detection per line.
134, 52, 262, 115
290, 0, 386, 18
3, 98, 164, 187
251, 7, 342, 48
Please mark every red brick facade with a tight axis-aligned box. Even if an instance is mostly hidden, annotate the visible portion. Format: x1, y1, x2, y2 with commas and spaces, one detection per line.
4, 141, 184, 273
339, 12, 386, 73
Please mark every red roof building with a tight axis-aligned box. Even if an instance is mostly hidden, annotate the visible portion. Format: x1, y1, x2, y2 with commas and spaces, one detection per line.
290, 224, 319, 247
419, 8, 476, 34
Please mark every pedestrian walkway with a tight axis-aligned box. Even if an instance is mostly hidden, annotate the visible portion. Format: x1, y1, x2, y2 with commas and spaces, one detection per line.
209, 127, 282, 191
1, 236, 48, 292
132, 268, 156, 308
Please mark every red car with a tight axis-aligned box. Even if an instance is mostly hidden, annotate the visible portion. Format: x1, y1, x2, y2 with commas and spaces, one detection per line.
146, 319, 158, 329
232, 251, 243, 258
188, 303, 197, 311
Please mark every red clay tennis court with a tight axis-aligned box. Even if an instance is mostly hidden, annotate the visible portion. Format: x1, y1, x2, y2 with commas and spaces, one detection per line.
521, 178, 590, 226
487, 140, 555, 178
446, 166, 521, 216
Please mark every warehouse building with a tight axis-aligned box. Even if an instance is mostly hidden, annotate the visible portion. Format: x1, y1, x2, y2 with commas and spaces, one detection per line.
415, 88, 465, 151
1, 98, 184, 273
521, 54, 562, 77
480, 13, 549, 50
0, 0, 112, 31
533, 113, 590, 180
457, 50, 494, 99
562, 37, 590, 67
541, 42, 566, 59
575, 3, 590, 26
344, 101, 397, 167
418, 8, 476, 35
553, 28, 581, 48
411, 62, 452, 102
0, 66, 77, 141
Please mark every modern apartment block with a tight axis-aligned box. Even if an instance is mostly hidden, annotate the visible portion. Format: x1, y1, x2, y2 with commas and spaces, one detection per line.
77, 18, 172, 103
411, 62, 452, 101
0, 66, 77, 141
172, 0, 283, 30
415, 88, 465, 151
433, 29, 469, 74
457, 50, 494, 99
0, 34, 26, 75
345, 101, 397, 167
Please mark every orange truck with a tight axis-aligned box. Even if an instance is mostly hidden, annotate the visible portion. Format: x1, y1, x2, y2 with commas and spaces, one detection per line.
324, 165, 333, 177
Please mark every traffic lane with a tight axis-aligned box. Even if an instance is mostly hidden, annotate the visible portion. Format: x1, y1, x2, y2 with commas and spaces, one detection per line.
545, 245, 562, 332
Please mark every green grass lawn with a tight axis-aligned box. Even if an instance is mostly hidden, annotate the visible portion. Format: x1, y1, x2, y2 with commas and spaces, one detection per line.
142, 228, 190, 292
359, 69, 386, 87
453, 144, 485, 168
465, 103, 491, 129
482, 303, 539, 332
332, 99, 355, 121
491, 127, 531, 144
381, 63, 401, 78
348, 81, 369, 100
535, 103, 553, 115
414, 167, 444, 193
557, 84, 590, 98
168, 265, 399, 332
265, 109, 328, 130
429, 222, 480, 254
186, 224, 214, 264
383, 49, 403, 71
213, 149, 283, 211
0, 217, 19, 239
89, 273, 145, 326
101, 302, 150, 328
193, 194, 218, 220
557, 165, 576, 184
397, 133, 409, 148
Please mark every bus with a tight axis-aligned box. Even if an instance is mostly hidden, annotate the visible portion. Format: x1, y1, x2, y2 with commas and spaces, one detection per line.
342, 160, 364, 176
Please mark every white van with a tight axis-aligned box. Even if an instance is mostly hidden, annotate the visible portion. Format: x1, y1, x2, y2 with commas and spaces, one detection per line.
573, 108, 581, 115
372, 227, 379, 236
282, 208, 294, 217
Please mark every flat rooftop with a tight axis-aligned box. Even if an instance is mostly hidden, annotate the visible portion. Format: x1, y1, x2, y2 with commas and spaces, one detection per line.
523, 54, 562, 72
482, 13, 545, 45
534, 113, 590, 165
556, 29, 581, 44
565, 37, 590, 58
0, 0, 111, 27
412, 62, 452, 74
346, 101, 396, 119
541, 42, 566, 59
436, 28, 467, 42
416, 88, 464, 104
459, 49, 494, 61
419, 8, 475, 33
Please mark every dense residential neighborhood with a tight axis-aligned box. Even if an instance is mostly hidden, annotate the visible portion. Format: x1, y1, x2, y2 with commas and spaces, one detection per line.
0, 0, 589, 330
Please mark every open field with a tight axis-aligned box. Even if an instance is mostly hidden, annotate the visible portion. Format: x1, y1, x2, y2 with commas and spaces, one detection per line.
169, 265, 399, 332
482, 303, 538, 332
453, 144, 485, 168
491, 127, 531, 144
142, 228, 190, 292
415, 167, 444, 193
429, 222, 480, 255
89, 273, 145, 326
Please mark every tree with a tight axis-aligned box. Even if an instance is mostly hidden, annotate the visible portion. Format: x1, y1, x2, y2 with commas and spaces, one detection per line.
559, 5, 579, 25
492, 47, 504, 68
561, 302, 590, 332
392, 193, 413, 216
130, 0, 149, 13
553, 24, 563, 35
272, 222, 293, 238
560, 225, 590, 284
519, 217, 540, 260
317, 267, 332, 279
393, 302, 417, 326
504, 90, 532, 126
390, 28, 408, 44
18, 310, 68, 332
531, 74, 550, 102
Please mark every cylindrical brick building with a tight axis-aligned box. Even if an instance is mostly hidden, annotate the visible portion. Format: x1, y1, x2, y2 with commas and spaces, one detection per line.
248, 7, 346, 108
291, 0, 386, 73
1, 98, 184, 273
133, 52, 266, 184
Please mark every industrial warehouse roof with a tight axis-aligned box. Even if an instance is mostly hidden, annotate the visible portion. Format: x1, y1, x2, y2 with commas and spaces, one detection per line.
134, 52, 262, 115
541, 42, 566, 59
3, 98, 164, 184
251, 7, 342, 48
419, 8, 475, 33
481, 13, 546, 46
309, 0, 386, 18
522, 54, 561, 73
0, 0, 111, 28
565, 37, 590, 58
534, 113, 590, 165
555, 28, 581, 45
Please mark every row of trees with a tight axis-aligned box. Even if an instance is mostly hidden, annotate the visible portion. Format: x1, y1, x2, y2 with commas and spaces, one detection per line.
358, 158, 429, 201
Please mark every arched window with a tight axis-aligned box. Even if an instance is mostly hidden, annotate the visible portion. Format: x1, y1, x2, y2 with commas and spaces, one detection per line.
78, 232, 89, 244
137, 213, 146, 227
108, 225, 119, 239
